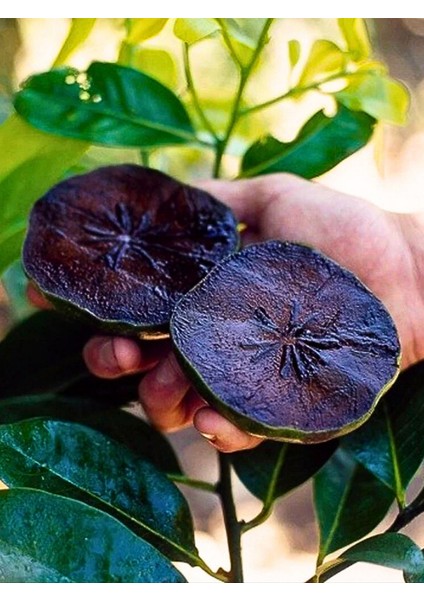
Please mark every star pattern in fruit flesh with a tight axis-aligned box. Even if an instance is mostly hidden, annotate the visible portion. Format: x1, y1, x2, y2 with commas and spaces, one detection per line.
81, 202, 215, 275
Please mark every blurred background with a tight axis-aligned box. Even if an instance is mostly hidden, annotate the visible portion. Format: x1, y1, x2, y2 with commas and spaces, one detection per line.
0, 18, 423, 583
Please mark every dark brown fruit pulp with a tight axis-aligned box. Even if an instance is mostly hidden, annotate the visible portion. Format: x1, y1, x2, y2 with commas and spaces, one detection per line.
171, 241, 401, 443
22, 165, 239, 337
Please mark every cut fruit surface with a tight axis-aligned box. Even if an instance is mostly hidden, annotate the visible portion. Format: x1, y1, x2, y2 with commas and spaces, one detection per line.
171, 241, 401, 443
22, 165, 239, 338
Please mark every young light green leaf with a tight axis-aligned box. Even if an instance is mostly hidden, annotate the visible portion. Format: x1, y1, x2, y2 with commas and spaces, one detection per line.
0, 114, 87, 275
240, 105, 375, 179
125, 18, 168, 44
232, 440, 337, 503
0, 311, 92, 398
174, 18, 220, 45
288, 39, 301, 69
0, 488, 185, 582
298, 39, 346, 87
314, 448, 394, 564
118, 46, 176, 88
338, 18, 371, 60
0, 418, 196, 563
342, 361, 424, 506
217, 18, 270, 66
52, 18, 96, 67
14, 62, 196, 148
0, 226, 26, 279
336, 71, 410, 125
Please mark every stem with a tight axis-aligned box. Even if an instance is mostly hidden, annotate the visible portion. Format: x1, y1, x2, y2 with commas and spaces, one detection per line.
168, 473, 217, 494
183, 43, 220, 141
387, 486, 424, 533
213, 18, 273, 178
240, 69, 368, 119
217, 452, 244, 582
216, 19, 242, 67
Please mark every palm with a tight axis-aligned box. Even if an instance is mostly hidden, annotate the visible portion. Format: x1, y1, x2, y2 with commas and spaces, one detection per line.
202, 175, 424, 369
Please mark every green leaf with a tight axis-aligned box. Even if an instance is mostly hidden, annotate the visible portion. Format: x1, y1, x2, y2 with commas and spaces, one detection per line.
341, 533, 424, 581
314, 448, 394, 564
0, 488, 185, 582
298, 39, 346, 87
0, 394, 123, 424
0, 392, 182, 474
1, 261, 35, 322
0, 418, 195, 563
336, 72, 409, 125
71, 405, 184, 475
316, 533, 424, 583
288, 39, 301, 69
240, 105, 375, 179
14, 61, 196, 148
125, 19, 168, 44
118, 46, 176, 88
232, 440, 337, 503
338, 18, 371, 60
0, 311, 92, 398
52, 18, 96, 67
342, 360, 424, 506
174, 18, 220, 45
0, 114, 88, 275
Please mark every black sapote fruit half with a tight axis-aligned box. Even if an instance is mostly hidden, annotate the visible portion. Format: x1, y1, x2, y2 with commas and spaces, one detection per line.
22, 164, 239, 338
170, 241, 401, 443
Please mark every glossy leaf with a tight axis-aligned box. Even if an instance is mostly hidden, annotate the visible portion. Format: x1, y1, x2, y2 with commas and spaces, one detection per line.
342, 360, 424, 505
232, 440, 337, 502
316, 533, 424, 583
0, 418, 196, 563
240, 105, 375, 179
15, 62, 196, 148
338, 18, 371, 60
0, 394, 182, 475
341, 533, 424, 581
336, 71, 409, 125
0, 311, 92, 398
0, 115, 87, 276
174, 19, 220, 45
52, 18, 96, 67
125, 19, 168, 44
298, 40, 346, 87
0, 488, 185, 582
314, 448, 394, 564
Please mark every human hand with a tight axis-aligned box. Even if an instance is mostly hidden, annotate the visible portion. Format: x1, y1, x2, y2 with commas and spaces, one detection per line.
28, 174, 424, 452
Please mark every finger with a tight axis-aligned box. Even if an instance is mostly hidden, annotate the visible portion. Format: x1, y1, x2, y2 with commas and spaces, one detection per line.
194, 406, 263, 453
138, 352, 204, 431
83, 336, 169, 379
26, 282, 53, 310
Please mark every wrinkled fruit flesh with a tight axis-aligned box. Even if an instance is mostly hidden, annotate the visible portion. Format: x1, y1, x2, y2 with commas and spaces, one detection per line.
171, 241, 401, 443
22, 165, 239, 338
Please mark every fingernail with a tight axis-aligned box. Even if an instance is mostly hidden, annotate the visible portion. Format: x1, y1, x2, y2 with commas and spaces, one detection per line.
199, 431, 217, 442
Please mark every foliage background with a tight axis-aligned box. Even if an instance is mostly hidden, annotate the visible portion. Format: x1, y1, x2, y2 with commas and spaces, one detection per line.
0, 18, 424, 582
